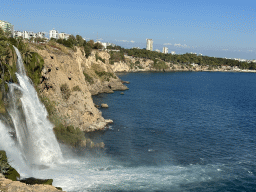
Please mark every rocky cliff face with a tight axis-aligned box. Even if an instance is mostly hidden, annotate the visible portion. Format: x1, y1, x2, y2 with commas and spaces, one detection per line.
29, 44, 128, 132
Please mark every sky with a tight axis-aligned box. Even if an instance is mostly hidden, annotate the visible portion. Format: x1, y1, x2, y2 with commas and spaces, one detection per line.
1, 0, 256, 59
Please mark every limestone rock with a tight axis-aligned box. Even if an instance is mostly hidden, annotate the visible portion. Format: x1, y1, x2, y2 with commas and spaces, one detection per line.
101, 103, 109, 108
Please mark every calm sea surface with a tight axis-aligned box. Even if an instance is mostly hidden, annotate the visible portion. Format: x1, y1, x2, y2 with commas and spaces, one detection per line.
91, 72, 256, 192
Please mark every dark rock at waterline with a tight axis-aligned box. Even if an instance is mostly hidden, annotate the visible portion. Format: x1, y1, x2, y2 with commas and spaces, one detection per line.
121, 81, 130, 84
94, 104, 100, 108
19, 177, 53, 185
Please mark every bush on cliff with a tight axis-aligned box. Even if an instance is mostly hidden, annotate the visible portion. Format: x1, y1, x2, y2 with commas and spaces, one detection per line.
60, 83, 71, 100
95, 52, 105, 63
83, 72, 94, 84
53, 124, 85, 147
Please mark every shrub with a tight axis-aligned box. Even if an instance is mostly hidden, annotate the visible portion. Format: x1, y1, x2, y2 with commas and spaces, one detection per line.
60, 83, 71, 100
95, 71, 115, 79
72, 85, 81, 92
83, 72, 94, 84
53, 124, 85, 147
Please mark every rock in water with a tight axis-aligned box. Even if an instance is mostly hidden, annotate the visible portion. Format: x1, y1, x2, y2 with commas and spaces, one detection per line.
101, 103, 109, 108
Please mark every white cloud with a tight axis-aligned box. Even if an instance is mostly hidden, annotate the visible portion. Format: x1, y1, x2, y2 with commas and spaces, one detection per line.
174, 43, 182, 47
163, 43, 172, 45
115, 39, 135, 43
174, 43, 190, 48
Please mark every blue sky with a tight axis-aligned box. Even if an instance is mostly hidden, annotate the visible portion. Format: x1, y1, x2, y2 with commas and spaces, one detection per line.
1, 0, 255, 59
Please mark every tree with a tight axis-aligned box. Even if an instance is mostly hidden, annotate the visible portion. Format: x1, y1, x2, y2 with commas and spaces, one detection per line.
84, 45, 92, 58
76, 35, 84, 47
87, 40, 94, 48
93, 42, 103, 49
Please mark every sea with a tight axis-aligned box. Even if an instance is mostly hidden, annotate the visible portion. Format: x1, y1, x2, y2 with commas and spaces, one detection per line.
3, 71, 256, 191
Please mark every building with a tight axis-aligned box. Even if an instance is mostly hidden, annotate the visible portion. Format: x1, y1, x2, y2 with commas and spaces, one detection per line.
163, 47, 168, 54
22, 31, 29, 39
49, 29, 58, 39
155, 49, 161, 53
146, 39, 153, 51
13, 30, 46, 40
36, 32, 46, 39
58, 32, 70, 40
13, 31, 23, 38
170, 51, 176, 55
0, 20, 14, 36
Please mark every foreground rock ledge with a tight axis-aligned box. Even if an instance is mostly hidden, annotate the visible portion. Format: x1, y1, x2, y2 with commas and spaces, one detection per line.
0, 173, 64, 192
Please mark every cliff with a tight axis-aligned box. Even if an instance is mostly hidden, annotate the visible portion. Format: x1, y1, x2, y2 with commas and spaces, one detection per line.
29, 43, 128, 132
111, 55, 256, 73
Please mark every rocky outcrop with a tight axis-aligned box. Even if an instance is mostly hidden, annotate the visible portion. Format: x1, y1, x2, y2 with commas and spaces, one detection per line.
101, 104, 109, 108
0, 174, 63, 192
29, 45, 128, 132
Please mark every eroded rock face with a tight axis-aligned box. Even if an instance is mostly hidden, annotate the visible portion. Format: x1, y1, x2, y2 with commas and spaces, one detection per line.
29, 45, 128, 132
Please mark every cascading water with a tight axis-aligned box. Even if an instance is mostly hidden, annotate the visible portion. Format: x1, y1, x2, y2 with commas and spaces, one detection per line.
2, 46, 63, 167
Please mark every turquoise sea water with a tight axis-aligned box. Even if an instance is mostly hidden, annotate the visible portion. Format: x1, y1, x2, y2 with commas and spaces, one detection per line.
90, 72, 256, 191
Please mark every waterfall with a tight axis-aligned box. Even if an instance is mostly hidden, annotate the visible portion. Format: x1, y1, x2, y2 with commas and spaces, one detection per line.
1, 46, 63, 167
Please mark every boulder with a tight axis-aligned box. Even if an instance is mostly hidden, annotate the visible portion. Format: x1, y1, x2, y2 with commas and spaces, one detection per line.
101, 103, 108, 108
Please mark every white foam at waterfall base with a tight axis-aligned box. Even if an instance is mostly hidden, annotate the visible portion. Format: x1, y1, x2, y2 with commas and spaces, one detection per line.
0, 46, 63, 169
0, 121, 31, 177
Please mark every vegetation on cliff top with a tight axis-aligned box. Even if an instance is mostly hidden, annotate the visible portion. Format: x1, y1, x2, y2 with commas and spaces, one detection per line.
103, 44, 256, 70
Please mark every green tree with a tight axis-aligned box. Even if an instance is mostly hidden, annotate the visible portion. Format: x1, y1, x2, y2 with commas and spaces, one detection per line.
76, 35, 84, 47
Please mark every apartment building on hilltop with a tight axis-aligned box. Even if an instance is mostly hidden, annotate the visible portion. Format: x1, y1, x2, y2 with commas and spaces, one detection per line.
146, 39, 153, 51
49, 29, 58, 39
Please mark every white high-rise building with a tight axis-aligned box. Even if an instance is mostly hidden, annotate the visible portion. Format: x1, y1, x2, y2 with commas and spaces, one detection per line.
146, 39, 153, 51
49, 29, 58, 39
163, 47, 168, 54
0, 20, 14, 36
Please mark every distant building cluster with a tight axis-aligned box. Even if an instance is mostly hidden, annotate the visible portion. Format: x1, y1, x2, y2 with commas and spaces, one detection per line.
49, 29, 70, 40
100, 42, 116, 49
146, 39, 171, 54
13, 31, 46, 39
